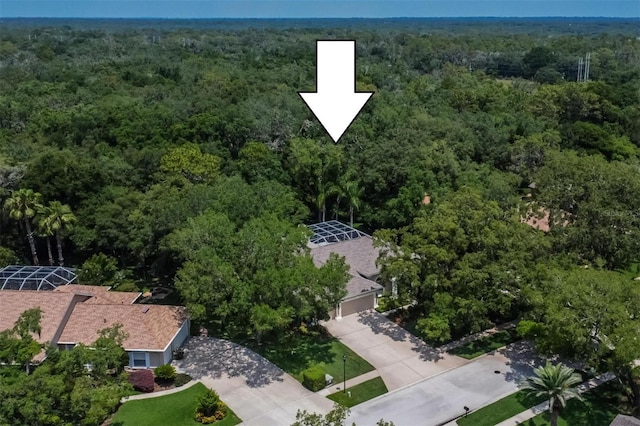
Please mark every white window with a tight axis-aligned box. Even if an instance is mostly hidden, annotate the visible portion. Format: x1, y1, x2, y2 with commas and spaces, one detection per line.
131, 352, 148, 368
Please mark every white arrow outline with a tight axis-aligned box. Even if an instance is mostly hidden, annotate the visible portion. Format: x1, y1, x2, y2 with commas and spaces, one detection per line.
298, 40, 374, 143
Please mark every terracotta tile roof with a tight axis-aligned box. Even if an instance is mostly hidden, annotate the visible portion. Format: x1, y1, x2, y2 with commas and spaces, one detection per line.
522, 207, 551, 232
58, 304, 188, 351
54, 284, 141, 305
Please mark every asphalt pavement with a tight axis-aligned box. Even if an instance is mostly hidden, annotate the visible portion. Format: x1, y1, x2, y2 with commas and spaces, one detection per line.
346, 341, 543, 426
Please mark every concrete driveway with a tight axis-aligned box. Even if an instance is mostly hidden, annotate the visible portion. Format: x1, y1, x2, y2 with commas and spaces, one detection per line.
323, 311, 467, 390
173, 336, 333, 426
347, 340, 544, 426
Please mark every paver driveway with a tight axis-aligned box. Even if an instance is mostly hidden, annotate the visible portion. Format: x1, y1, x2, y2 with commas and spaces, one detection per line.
323, 311, 467, 390
173, 336, 333, 426
347, 340, 544, 426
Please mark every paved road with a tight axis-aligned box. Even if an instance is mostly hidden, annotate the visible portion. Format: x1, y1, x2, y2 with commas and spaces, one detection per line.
347, 341, 543, 426
323, 312, 466, 390
173, 336, 332, 426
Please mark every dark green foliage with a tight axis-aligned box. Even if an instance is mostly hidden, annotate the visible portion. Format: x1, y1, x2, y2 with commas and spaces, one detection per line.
0, 319, 133, 426
447, 329, 521, 359
154, 364, 177, 382
302, 367, 326, 392
78, 253, 119, 284
174, 373, 192, 387
0, 21, 638, 421
195, 388, 228, 423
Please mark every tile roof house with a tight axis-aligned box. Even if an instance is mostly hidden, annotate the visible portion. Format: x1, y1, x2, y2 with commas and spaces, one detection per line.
0, 284, 189, 368
309, 221, 384, 319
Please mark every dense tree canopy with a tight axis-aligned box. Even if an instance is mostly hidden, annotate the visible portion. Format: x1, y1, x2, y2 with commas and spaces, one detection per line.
0, 19, 639, 418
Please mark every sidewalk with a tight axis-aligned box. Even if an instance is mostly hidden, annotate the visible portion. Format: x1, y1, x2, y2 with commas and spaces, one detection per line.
120, 379, 201, 403
494, 372, 616, 426
438, 320, 518, 352
316, 370, 381, 397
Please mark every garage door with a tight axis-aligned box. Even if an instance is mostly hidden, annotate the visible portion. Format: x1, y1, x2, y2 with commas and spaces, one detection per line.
341, 294, 374, 317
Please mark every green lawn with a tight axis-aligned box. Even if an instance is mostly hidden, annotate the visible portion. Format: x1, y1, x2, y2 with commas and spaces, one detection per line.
457, 390, 546, 426
327, 377, 388, 407
448, 329, 521, 359
254, 331, 374, 383
521, 382, 623, 426
111, 382, 242, 426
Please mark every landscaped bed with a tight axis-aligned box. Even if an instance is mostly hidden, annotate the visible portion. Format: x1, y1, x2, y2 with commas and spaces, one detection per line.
457, 390, 546, 426
111, 382, 242, 426
447, 328, 521, 359
252, 329, 375, 385
520, 382, 624, 426
457, 381, 629, 426
327, 377, 388, 407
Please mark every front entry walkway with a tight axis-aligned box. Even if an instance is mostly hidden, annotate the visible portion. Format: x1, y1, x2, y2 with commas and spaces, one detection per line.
323, 311, 467, 390
173, 336, 333, 426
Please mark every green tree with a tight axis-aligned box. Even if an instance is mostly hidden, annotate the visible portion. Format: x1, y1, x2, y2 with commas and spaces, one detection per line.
376, 187, 550, 341
3, 189, 43, 265
0, 308, 44, 374
525, 267, 640, 412
523, 46, 556, 75
78, 253, 120, 287
522, 362, 583, 426
174, 213, 349, 339
159, 143, 221, 185
292, 404, 351, 426
535, 150, 640, 269
36, 204, 56, 266
40, 201, 77, 266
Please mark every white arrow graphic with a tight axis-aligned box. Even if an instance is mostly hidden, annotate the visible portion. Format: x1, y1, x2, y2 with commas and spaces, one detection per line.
299, 40, 374, 143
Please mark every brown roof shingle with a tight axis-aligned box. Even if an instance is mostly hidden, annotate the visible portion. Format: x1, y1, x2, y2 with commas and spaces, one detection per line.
310, 237, 383, 299
54, 284, 141, 305
0, 290, 91, 360
610, 415, 640, 426
58, 304, 188, 351
310, 236, 381, 279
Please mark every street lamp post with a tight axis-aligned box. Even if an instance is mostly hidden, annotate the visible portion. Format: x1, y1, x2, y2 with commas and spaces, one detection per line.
343, 355, 347, 393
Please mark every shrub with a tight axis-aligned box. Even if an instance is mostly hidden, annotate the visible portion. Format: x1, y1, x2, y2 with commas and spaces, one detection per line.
127, 369, 154, 393
113, 280, 139, 292
174, 373, 192, 387
154, 364, 176, 382
194, 389, 227, 424
302, 367, 325, 391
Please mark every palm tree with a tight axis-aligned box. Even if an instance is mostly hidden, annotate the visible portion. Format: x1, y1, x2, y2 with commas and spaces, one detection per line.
3, 189, 42, 265
328, 179, 346, 221
343, 180, 364, 227
523, 362, 583, 426
36, 205, 55, 266
315, 178, 329, 222
43, 201, 77, 266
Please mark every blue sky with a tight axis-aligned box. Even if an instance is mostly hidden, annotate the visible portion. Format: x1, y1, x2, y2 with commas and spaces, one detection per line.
1, 1, 638, 18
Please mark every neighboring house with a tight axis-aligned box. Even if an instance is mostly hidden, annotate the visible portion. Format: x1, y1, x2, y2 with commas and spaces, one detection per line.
610, 415, 640, 426
0, 281, 189, 368
308, 221, 384, 319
